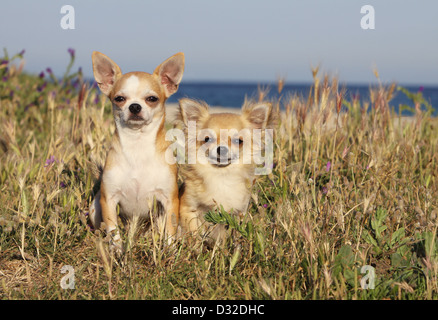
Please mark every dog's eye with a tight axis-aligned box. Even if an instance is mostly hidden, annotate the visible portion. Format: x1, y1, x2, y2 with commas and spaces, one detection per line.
146, 96, 159, 103
114, 96, 125, 103
204, 136, 211, 143
232, 138, 243, 145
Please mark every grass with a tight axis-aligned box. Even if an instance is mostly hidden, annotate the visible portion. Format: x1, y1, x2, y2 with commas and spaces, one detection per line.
1, 49, 438, 300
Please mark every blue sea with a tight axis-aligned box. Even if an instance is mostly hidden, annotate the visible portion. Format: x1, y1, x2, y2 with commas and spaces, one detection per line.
167, 82, 438, 116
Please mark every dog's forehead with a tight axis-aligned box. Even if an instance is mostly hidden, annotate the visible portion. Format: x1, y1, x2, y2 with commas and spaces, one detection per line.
113, 72, 162, 97
205, 113, 245, 131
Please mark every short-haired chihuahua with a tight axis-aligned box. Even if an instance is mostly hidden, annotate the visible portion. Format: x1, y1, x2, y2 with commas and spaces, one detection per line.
89, 51, 184, 253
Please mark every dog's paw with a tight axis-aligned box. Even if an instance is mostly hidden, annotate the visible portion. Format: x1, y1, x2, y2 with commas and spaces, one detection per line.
108, 230, 124, 256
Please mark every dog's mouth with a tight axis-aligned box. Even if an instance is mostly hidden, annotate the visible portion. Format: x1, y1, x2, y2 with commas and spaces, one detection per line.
125, 115, 152, 127
210, 156, 234, 168
128, 114, 145, 122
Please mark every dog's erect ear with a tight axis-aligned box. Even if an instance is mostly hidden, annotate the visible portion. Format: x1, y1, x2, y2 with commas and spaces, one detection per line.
154, 52, 185, 98
178, 98, 209, 126
92, 51, 122, 96
243, 102, 274, 129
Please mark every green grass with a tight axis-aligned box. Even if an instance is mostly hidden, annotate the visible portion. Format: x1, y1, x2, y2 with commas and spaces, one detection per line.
1, 49, 437, 300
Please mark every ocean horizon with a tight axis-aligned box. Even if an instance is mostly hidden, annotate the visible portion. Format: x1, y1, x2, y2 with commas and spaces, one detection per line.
164, 81, 438, 116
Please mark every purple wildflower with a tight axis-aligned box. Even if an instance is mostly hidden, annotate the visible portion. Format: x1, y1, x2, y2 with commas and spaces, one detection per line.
45, 155, 56, 167
326, 161, 331, 172
419, 86, 424, 93
60, 182, 67, 189
67, 48, 75, 58
18, 49, 25, 56
46, 67, 53, 74
263, 204, 268, 208
39, 71, 45, 78
322, 186, 328, 194
25, 103, 35, 110
37, 82, 47, 92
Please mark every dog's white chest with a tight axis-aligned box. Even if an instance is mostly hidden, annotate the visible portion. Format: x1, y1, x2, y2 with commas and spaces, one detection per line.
104, 130, 173, 217
120, 160, 171, 216
202, 170, 251, 214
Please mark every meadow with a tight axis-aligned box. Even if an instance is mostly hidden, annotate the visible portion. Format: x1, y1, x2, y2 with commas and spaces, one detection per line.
0, 49, 437, 300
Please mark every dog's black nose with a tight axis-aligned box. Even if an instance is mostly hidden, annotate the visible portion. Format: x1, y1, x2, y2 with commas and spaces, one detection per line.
129, 103, 142, 114
217, 146, 228, 156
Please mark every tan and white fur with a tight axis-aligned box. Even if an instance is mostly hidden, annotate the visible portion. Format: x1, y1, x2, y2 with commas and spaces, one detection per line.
177, 98, 276, 245
89, 51, 184, 252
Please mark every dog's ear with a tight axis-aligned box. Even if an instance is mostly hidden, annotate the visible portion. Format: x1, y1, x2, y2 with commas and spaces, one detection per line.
92, 52, 122, 96
178, 98, 209, 126
154, 52, 185, 98
243, 101, 276, 129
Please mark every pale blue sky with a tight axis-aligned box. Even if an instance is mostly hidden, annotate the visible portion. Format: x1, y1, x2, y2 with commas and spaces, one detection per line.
1, 0, 437, 85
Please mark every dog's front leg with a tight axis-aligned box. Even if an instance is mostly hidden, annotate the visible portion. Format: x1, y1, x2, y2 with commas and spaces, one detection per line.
179, 203, 203, 236
147, 189, 177, 244
89, 190, 102, 230
165, 189, 180, 243
99, 188, 122, 253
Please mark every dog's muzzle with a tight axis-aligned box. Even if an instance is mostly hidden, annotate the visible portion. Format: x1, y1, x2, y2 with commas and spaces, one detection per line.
210, 146, 232, 167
